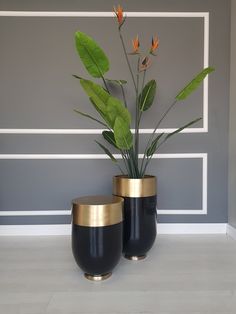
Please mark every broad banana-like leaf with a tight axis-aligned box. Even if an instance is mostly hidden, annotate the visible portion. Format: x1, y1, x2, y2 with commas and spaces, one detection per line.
102, 131, 118, 148
95, 141, 117, 162
80, 79, 109, 121
88, 97, 108, 124
106, 96, 131, 127
74, 109, 107, 128
146, 133, 164, 157
114, 117, 133, 150
175, 67, 215, 101
75, 31, 110, 78
139, 80, 157, 111
80, 79, 131, 129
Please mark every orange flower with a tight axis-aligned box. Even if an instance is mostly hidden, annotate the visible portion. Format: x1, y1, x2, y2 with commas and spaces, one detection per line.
113, 5, 124, 25
132, 35, 140, 53
139, 56, 151, 71
150, 36, 159, 55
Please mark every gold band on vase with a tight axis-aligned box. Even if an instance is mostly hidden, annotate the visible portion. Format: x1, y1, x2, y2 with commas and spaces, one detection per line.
113, 175, 157, 198
72, 195, 123, 227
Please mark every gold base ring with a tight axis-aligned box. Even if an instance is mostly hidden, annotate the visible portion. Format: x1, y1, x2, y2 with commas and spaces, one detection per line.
84, 272, 112, 281
124, 254, 146, 261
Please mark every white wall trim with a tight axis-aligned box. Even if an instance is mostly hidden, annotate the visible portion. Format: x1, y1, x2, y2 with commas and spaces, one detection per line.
0, 11, 209, 134
226, 224, 236, 240
0, 210, 71, 216
0, 223, 226, 236
0, 153, 207, 216
0, 128, 204, 134
0, 11, 209, 18
0, 153, 206, 159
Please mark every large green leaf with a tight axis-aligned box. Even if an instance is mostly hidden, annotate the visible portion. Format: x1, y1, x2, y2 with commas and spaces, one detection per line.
80, 79, 109, 122
80, 79, 130, 129
95, 141, 117, 162
146, 133, 164, 157
80, 79, 109, 107
74, 109, 108, 128
102, 131, 118, 148
139, 80, 157, 111
114, 117, 133, 150
106, 96, 131, 127
75, 31, 109, 78
175, 67, 215, 101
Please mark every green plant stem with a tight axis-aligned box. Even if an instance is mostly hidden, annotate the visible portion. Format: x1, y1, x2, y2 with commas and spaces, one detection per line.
138, 70, 146, 125
120, 84, 128, 108
101, 76, 110, 93
118, 30, 137, 92
124, 150, 135, 177
120, 151, 130, 175
141, 155, 151, 177
140, 100, 178, 175
116, 163, 125, 175
154, 100, 178, 133
129, 148, 139, 178
134, 57, 140, 171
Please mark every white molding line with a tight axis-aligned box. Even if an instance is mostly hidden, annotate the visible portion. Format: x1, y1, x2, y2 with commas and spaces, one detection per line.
0, 128, 204, 134
0, 11, 209, 134
0, 153, 206, 159
0, 210, 71, 216
0, 223, 226, 236
226, 224, 236, 240
157, 153, 207, 215
0, 11, 209, 18
0, 153, 207, 216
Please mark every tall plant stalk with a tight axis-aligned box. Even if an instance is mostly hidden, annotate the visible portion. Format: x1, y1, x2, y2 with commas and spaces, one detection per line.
74, 6, 214, 179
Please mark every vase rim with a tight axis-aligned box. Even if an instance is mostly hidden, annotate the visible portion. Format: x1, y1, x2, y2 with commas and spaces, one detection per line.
113, 175, 156, 197
114, 175, 156, 180
72, 195, 123, 227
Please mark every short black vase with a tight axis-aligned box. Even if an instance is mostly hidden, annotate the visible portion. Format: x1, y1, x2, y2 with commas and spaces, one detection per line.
113, 175, 157, 261
72, 195, 123, 281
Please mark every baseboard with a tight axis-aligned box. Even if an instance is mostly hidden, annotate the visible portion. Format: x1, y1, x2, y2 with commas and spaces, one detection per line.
0, 223, 227, 236
226, 224, 236, 240
0, 224, 71, 236
157, 223, 227, 234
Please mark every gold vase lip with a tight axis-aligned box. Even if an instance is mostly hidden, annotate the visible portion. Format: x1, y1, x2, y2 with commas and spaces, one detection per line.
72, 195, 123, 227
113, 175, 157, 198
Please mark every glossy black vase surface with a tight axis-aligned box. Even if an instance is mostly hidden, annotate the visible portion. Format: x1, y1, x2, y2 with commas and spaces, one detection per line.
113, 176, 157, 260
72, 195, 123, 281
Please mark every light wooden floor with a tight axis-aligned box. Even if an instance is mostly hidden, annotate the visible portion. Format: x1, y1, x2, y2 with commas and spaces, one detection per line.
0, 234, 236, 314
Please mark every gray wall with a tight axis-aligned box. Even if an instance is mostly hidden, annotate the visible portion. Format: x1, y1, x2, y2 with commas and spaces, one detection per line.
0, 0, 230, 226
228, 0, 236, 228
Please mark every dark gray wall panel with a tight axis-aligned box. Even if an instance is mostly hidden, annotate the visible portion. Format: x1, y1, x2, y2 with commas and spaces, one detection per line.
0, 17, 203, 129
0, 159, 201, 211
0, 156, 227, 223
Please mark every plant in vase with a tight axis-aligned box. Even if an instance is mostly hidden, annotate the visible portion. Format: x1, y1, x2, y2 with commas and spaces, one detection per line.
73, 5, 214, 260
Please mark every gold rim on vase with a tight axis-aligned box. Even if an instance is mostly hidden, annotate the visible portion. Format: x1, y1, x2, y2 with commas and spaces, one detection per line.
113, 175, 157, 198
72, 195, 124, 227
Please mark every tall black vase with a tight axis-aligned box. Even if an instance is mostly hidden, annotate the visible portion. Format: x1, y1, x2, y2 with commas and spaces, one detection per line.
72, 195, 123, 281
113, 175, 157, 261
